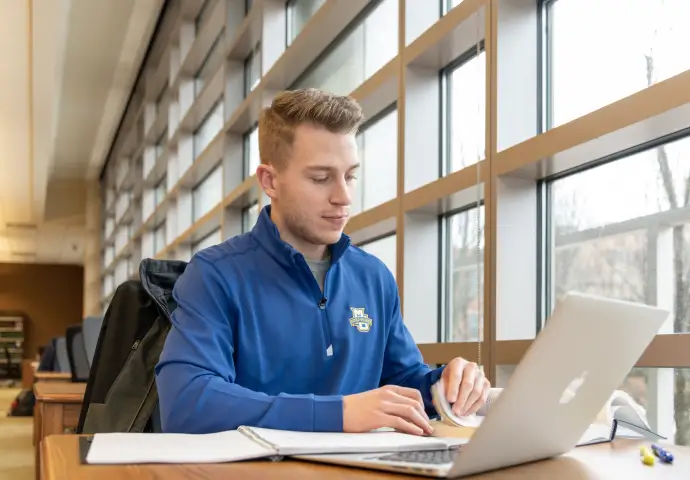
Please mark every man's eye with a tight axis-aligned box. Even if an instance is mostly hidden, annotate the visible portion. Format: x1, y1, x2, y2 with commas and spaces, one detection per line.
312, 177, 328, 184
347, 175, 358, 182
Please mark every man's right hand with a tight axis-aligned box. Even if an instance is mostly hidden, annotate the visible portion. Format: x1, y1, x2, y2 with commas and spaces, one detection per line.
342, 385, 433, 436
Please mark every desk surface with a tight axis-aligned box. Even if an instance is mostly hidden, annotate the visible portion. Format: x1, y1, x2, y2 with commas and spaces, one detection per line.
34, 372, 72, 382
34, 382, 86, 402
42, 435, 688, 480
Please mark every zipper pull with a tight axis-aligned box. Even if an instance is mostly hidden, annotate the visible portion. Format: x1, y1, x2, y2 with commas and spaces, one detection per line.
131, 339, 140, 350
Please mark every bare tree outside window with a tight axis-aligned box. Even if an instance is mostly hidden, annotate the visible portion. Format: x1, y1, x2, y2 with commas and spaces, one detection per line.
549, 0, 690, 445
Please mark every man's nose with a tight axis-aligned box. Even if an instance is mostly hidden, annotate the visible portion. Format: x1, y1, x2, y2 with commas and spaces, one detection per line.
330, 178, 352, 206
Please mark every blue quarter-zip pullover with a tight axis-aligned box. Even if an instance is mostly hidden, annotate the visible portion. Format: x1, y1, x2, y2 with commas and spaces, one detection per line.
155, 205, 444, 434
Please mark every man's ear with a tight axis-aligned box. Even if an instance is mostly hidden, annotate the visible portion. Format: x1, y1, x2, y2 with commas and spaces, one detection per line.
256, 164, 279, 200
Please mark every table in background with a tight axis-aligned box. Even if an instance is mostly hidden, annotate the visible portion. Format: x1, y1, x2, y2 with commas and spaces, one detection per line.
41, 435, 687, 480
33, 382, 85, 480
34, 372, 72, 383
21, 359, 38, 388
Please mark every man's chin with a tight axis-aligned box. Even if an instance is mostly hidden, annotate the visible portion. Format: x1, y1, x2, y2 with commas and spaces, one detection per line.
310, 230, 344, 246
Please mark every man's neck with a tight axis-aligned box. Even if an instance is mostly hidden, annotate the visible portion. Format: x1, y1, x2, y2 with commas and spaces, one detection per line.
270, 207, 328, 261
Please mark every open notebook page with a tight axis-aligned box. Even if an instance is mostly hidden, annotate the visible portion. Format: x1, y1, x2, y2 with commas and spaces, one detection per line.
577, 423, 614, 446
85, 430, 274, 464
242, 427, 452, 455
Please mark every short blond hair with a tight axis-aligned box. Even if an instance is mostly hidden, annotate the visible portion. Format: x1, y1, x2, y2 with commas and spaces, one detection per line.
258, 88, 364, 169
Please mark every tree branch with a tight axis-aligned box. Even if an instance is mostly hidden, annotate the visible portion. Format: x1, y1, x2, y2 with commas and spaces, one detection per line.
645, 53, 678, 209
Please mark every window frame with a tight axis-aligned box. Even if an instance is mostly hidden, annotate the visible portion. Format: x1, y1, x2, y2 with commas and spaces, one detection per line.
539, 0, 557, 132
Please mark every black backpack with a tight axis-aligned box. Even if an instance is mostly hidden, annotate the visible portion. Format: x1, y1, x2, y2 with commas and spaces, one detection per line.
7, 388, 35, 416
77, 258, 187, 434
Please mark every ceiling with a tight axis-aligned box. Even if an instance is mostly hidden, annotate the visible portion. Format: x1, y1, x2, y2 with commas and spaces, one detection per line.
0, 0, 163, 265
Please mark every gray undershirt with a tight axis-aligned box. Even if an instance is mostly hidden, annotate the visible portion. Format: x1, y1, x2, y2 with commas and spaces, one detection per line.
305, 255, 331, 292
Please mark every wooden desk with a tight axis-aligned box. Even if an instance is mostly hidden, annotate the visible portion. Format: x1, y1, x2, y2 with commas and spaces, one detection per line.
22, 359, 37, 388
34, 372, 72, 383
33, 382, 85, 480
41, 435, 688, 479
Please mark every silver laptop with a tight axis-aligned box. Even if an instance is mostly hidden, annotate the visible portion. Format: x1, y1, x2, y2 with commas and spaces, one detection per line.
297, 292, 669, 478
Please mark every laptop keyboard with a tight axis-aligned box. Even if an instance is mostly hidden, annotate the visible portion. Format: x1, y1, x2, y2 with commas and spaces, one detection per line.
375, 447, 459, 465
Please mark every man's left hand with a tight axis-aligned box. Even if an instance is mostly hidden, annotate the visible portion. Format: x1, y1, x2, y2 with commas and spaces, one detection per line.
440, 357, 491, 417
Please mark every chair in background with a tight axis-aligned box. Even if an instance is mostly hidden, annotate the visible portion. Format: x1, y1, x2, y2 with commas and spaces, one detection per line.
65, 325, 90, 382
82, 316, 103, 368
54, 336, 72, 374
36, 338, 58, 372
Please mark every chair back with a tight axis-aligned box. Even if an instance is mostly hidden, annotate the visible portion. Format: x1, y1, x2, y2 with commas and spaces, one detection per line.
66, 325, 90, 382
55, 337, 71, 373
82, 316, 103, 367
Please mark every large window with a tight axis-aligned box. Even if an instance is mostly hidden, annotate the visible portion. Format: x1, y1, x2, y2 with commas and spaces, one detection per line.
153, 223, 166, 255
244, 126, 260, 178
195, 32, 223, 96
192, 228, 222, 255
244, 43, 261, 96
442, 45, 486, 175
287, 0, 326, 44
154, 177, 166, 207
359, 235, 396, 280
193, 102, 223, 158
547, 137, 690, 445
292, 0, 397, 94
354, 107, 397, 214
543, 0, 690, 128
547, 136, 690, 328
444, 205, 484, 342
192, 166, 223, 221
242, 202, 260, 232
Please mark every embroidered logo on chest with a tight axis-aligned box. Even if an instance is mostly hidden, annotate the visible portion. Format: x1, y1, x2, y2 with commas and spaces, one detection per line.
349, 307, 373, 333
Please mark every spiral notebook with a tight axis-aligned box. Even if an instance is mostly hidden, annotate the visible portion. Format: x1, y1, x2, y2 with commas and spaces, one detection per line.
83, 427, 466, 465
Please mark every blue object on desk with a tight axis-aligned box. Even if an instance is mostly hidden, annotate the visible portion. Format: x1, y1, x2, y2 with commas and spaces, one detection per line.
651, 444, 673, 464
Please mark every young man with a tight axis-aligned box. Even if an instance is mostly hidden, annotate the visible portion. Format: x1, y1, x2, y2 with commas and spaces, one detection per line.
155, 88, 490, 435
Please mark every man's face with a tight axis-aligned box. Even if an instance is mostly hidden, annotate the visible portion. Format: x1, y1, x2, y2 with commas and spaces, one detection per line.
273, 123, 359, 248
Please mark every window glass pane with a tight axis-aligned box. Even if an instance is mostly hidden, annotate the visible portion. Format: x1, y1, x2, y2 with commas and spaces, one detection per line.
155, 132, 167, 160
293, 0, 397, 94
445, 49, 486, 174
194, 102, 224, 158
547, 0, 690, 128
497, 365, 690, 446
549, 138, 690, 335
446, 206, 484, 342
192, 228, 222, 254
359, 235, 396, 279
288, 0, 327, 44
242, 202, 260, 232
244, 126, 260, 178
446, 0, 464, 12
192, 166, 223, 221
154, 177, 166, 207
195, 33, 223, 96
355, 108, 397, 213
154, 223, 166, 254
244, 43, 261, 96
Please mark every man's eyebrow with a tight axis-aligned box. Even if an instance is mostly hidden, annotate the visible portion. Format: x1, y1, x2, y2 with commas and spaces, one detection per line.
305, 163, 361, 172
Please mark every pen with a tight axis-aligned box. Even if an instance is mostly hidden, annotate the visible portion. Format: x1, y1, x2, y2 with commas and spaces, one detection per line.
651, 444, 674, 464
